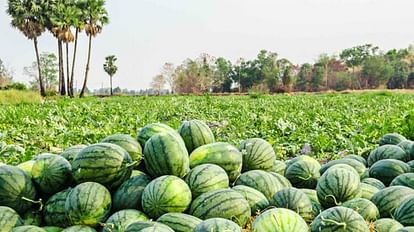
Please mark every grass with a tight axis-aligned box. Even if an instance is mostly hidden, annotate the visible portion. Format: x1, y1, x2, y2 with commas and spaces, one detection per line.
0, 90, 42, 105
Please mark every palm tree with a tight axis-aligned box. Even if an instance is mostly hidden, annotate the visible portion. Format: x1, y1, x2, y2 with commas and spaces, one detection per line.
7, 0, 46, 96
103, 55, 118, 96
79, 0, 109, 98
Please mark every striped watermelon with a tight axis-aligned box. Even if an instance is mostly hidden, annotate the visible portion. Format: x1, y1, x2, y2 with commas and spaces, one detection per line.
360, 183, 380, 200
310, 206, 369, 232
189, 189, 251, 227
141, 175, 192, 219
270, 187, 314, 222
232, 185, 270, 214
184, 164, 229, 198
380, 133, 407, 146
341, 198, 379, 221
320, 158, 367, 178
0, 206, 23, 231
239, 138, 276, 172
11, 226, 46, 232
137, 123, 177, 148
408, 161, 414, 172
43, 188, 71, 227
16, 160, 35, 178
316, 165, 361, 208
285, 156, 305, 168
193, 218, 241, 232
0, 165, 37, 214
369, 159, 411, 186
271, 160, 286, 175
235, 170, 288, 200
61, 226, 96, 232
32, 154, 72, 195
373, 218, 404, 232
391, 173, 414, 189
397, 227, 414, 232
268, 172, 292, 187
178, 120, 215, 153
65, 182, 112, 227
398, 140, 414, 160
60, 145, 87, 164
21, 211, 41, 227
343, 154, 367, 166
102, 209, 149, 232
125, 221, 174, 232
190, 142, 242, 182
252, 208, 308, 232
371, 186, 414, 218
144, 132, 189, 178
395, 195, 414, 226
362, 178, 386, 189
72, 143, 134, 190
157, 213, 202, 232
285, 155, 321, 189
101, 134, 143, 165
42, 226, 63, 232
301, 189, 322, 216
112, 171, 151, 211
367, 145, 409, 167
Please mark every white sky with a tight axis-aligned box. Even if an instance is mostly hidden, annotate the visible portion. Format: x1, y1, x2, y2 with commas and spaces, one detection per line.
1, 0, 414, 90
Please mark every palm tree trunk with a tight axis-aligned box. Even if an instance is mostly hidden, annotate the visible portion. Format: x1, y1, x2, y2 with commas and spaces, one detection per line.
34, 37, 46, 97
66, 42, 71, 96
110, 75, 113, 96
58, 40, 66, 95
70, 28, 79, 97
80, 34, 92, 98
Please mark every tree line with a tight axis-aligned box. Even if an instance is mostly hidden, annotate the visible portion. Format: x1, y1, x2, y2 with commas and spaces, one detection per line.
151, 44, 414, 94
6, 0, 109, 97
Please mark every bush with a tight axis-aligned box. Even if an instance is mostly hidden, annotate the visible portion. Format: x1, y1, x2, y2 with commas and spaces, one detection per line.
0, 82, 28, 91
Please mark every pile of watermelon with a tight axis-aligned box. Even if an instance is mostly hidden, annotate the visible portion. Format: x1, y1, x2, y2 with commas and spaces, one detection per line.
1, 120, 414, 232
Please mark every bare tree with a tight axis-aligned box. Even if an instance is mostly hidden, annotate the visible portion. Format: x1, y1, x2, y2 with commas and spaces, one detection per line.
161, 62, 176, 94
151, 74, 166, 95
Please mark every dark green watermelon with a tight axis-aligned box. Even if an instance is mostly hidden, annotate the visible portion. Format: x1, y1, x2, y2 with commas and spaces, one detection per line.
112, 171, 151, 211
310, 206, 369, 232
371, 186, 414, 218
395, 195, 414, 226
232, 185, 270, 214
380, 133, 407, 146
367, 145, 409, 167
43, 188, 71, 227
285, 155, 320, 189
60, 145, 87, 164
178, 120, 215, 153
391, 173, 414, 189
239, 138, 276, 172
320, 158, 367, 178
102, 209, 149, 232
137, 123, 177, 149
398, 140, 414, 160
184, 164, 229, 198
362, 178, 386, 189
343, 154, 367, 166
369, 159, 411, 186
341, 198, 379, 221
101, 134, 143, 165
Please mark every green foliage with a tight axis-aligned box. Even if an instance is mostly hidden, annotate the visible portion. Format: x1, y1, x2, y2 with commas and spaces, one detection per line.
362, 56, 393, 88
0, 90, 42, 105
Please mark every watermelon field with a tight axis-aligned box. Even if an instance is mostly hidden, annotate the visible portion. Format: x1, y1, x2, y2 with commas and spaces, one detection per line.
1, 92, 414, 231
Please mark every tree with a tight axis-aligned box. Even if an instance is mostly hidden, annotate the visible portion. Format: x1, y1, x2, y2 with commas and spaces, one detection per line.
0, 59, 13, 87
7, 0, 46, 96
296, 63, 312, 91
281, 65, 294, 92
151, 74, 166, 95
24, 53, 58, 91
161, 62, 176, 93
311, 64, 325, 91
103, 55, 118, 95
79, 0, 109, 98
213, 57, 233, 92
361, 56, 393, 88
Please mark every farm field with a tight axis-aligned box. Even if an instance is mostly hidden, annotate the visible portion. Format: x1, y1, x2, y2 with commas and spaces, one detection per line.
1, 91, 413, 164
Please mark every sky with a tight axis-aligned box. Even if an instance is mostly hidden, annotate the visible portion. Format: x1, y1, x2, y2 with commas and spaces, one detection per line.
1, 0, 414, 90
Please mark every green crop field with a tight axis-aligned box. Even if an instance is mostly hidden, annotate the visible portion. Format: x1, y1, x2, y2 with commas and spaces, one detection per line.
1, 91, 413, 164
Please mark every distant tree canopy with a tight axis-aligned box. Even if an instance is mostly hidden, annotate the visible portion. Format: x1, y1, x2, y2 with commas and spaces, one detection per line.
155, 44, 414, 94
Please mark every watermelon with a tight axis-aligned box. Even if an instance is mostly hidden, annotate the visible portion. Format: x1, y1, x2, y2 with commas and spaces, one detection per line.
144, 132, 189, 178
0, 165, 37, 214
11, 226, 46, 232
343, 154, 367, 166
373, 218, 404, 232
391, 173, 414, 189
178, 119, 215, 153
398, 140, 414, 160
101, 134, 143, 165
102, 209, 149, 232
285, 156, 306, 168
22, 210, 42, 226
72, 143, 134, 190
193, 218, 241, 232
362, 178, 386, 189
369, 159, 411, 186
65, 182, 112, 227
395, 195, 414, 226
125, 221, 174, 232
60, 145, 87, 163
232, 185, 270, 214
367, 145, 409, 167
190, 142, 242, 182
16, 160, 35, 178
268, 172, 292, 187
184, 164, 229, 198
380, 133, 407, 146
42, 226, 63, 232
141, 175, 192, 219
371, 186, 414, 218
301, 189, 322, 216
189, 188, 251, 227
341, 198, 379, 221
320, 158, 367, 178
408, 161, 414, 172
252, 208, 308, 232
316, 165, 361, 208
270, 187, 314, 222
32, 154, 72, 195
311, 206, 369, 232
137, 123, 177, 148
285, 155, 320, 189
112, 171, 151, 211
61, 226, 96, 232
239, 138, 276, 172
43, 188, 71, 227
397, 227, 414, 232
157, 213, 202, 232
271, 160, 286, 175
0, 206, 23, 231
235, 170, 288, 200
360, 183, 380, 200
